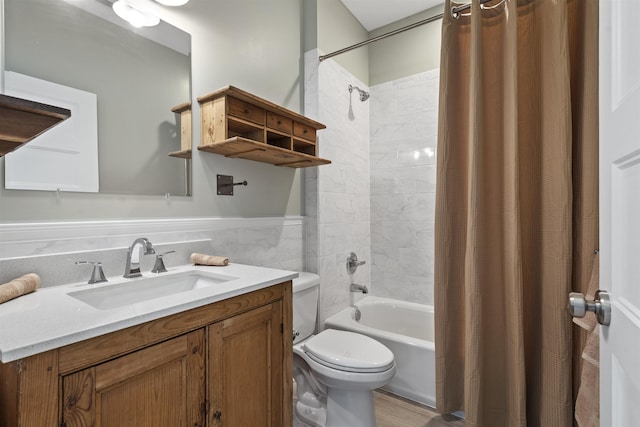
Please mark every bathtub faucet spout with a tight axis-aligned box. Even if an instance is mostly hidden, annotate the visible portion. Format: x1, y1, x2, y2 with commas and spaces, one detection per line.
350, 283, 368, 294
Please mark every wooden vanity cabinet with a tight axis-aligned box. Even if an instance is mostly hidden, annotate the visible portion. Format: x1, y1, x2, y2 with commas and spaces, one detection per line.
0, 282, 293, 427
208, 301, 283, 426
62, 330, 205, 427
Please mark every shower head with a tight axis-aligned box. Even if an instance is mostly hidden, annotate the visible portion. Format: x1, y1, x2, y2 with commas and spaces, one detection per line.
349, 84, 370, 102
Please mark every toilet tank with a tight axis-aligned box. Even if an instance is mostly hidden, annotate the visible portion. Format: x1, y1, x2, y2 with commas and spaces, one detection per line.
292, 272, 320, 344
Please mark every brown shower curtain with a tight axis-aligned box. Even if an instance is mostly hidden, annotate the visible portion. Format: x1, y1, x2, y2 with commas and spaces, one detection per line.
434, 0, 598, 426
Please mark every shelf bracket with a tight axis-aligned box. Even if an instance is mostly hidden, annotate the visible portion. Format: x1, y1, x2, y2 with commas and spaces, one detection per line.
217, 174, 247, 196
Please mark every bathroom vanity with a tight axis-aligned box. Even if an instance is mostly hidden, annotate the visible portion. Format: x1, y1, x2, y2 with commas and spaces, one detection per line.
0, 264, 295, 427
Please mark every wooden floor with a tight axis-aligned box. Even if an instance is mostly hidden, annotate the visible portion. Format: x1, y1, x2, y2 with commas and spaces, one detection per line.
374, 390, 464, 427
293, 390, 464, 427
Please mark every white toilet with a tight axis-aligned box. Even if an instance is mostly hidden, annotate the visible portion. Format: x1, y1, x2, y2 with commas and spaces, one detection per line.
292, 272, 396, 427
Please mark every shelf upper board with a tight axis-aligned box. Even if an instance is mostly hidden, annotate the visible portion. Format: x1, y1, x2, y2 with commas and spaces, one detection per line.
197, 85, 325, 131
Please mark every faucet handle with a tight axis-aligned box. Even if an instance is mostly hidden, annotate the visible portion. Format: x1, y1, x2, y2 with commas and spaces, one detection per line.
151, 251, 175, 274
347, 252, 366, 274
76, 261, 108, 284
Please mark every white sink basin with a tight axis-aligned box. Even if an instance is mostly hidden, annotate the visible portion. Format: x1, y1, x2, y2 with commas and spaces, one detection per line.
68, 271, 237, 310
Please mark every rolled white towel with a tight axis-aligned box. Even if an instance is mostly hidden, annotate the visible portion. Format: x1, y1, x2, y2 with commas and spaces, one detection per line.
190, 253, 229, 266
0, 273, 41, 304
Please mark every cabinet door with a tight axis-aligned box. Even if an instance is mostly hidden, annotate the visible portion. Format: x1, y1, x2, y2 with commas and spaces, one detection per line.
62, 330, 205, 427
208, 301, 283, 427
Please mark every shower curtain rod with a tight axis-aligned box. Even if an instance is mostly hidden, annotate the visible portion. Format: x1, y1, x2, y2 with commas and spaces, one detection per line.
318, 0, 491, 62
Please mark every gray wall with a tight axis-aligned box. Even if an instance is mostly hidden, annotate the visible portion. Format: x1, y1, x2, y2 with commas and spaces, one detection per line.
369, 5, 444, 85
316, 0, 370, 85
0, 0, 305, 221
311, 1, 443, 86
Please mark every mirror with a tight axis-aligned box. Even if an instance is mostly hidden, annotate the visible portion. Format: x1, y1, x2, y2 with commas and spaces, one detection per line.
3, 0, 192, 196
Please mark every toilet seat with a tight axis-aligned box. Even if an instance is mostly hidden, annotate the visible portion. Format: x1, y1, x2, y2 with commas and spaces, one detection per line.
302, 329, 394, 373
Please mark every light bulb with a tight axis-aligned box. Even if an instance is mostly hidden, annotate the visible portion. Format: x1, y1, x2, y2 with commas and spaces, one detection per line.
112, 0, 160, 27
155, 0, 189, 6
142, 14, 160, 27
127, 8, 146, 27
112, 0, 130, 21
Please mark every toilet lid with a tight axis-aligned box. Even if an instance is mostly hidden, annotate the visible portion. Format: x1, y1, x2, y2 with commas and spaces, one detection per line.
302, 329, 394, 373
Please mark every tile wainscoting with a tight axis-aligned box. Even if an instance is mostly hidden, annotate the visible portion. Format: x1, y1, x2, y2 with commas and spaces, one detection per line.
0, 216, 305, 287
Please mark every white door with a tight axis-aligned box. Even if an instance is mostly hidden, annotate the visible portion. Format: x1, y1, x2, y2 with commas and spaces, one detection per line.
599, 0, 640, 425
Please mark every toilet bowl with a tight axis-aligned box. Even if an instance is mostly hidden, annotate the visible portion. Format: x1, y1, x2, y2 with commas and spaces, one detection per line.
293, 273, 396, 427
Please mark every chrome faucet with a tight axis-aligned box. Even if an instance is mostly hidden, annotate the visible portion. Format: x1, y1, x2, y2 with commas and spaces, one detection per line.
123, 237, 155, 278
350, 283, 368, 294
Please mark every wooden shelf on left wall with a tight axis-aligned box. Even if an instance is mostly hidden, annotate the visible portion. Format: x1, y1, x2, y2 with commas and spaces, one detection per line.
0, 94, 71, 157
168, 101, 192, 159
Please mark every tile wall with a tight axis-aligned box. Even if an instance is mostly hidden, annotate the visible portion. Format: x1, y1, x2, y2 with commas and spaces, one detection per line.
306, 49, 440, 314
0, 217, 305, 287
305, 49, 371, 326
370, 69, 440, 306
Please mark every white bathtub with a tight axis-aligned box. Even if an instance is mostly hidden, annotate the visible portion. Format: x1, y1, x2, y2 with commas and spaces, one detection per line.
324, 296, 436, 407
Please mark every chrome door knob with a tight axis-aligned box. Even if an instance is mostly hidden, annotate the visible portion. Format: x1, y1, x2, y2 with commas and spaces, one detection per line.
569, 292, 587, 317
568, 290, 611, 326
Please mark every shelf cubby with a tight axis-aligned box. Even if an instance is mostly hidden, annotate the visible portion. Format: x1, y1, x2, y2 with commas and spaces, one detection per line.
197, 86, 330, 168
168, 101, 192, 159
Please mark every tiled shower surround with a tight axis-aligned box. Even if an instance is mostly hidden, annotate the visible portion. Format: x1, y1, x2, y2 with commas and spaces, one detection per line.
306, 48, 439, 317
369, 69, 440, 306
305, 49, 372, 325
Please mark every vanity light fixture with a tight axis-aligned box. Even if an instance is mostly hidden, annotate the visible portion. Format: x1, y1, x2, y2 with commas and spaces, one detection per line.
112, 0, 160, 27
154, 0, 189, 6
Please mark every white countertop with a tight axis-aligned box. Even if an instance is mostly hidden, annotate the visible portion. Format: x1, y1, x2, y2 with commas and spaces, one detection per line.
0, 263, 297, 363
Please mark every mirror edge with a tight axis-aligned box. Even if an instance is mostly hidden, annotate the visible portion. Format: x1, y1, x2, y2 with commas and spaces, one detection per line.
1, 0, 4, 92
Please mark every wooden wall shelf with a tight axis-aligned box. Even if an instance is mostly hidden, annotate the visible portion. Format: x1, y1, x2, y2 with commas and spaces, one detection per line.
197, 86, 330, 168
168, 101, 192, 159
0, 94, 71, 157
167, 149, 192, 159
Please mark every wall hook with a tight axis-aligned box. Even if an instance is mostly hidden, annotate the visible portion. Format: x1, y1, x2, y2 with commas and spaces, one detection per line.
217, 174, 248, 196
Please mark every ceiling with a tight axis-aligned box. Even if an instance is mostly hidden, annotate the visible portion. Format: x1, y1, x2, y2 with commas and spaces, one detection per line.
340, 0, 444, 31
